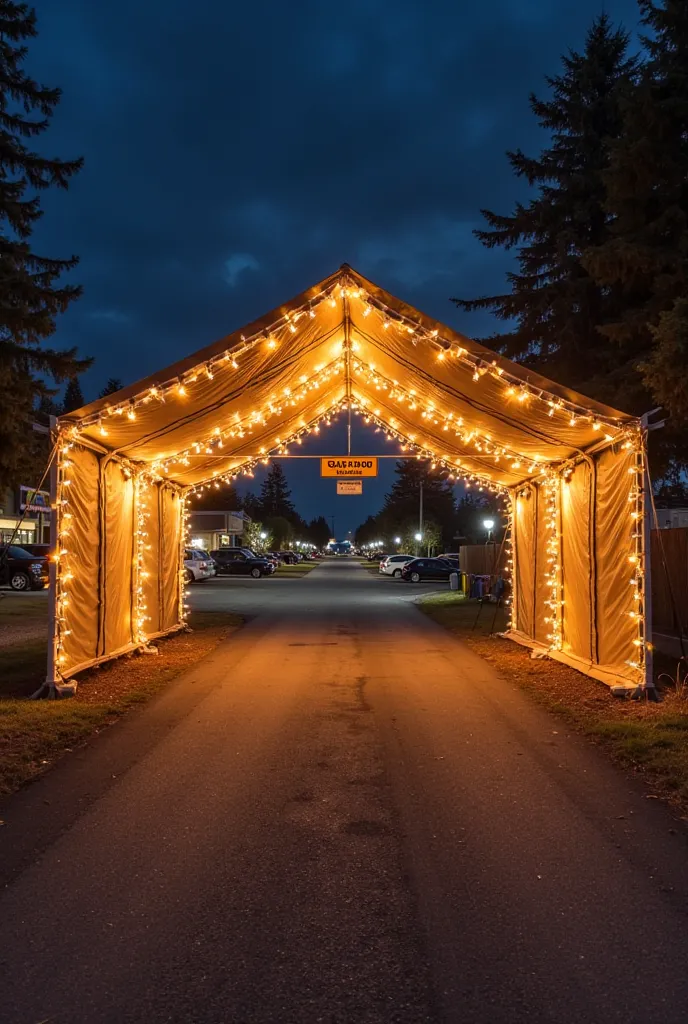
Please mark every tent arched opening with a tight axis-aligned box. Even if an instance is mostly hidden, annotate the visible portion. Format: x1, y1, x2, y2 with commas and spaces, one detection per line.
47, 265, 652, 693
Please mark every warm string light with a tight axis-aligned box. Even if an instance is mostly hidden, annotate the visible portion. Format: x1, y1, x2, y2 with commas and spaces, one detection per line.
150, 359, 345, 477
53, 437, 76, 672
542, 474, 563, 650
133, 474, 152, 643
352, 399, 506, 495
352, 287, 624, 434
186, 403, 348, 496
502, 494, 515, 630
179, 494, 191, 625
72, 282, 343, 433
625, 432, 647, 679
351, 358, 547, 477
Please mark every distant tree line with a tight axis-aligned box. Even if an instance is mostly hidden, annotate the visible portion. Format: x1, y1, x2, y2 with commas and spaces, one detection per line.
192, 462, 332, 549
354, 460, 503, 553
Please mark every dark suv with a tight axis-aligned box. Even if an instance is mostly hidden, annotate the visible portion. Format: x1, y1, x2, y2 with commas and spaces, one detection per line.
0, 545, 50, 591
210, 549, 274, 578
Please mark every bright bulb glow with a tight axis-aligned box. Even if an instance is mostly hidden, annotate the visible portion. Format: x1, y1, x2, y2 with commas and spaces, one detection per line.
414, 532, 422, 542
483, 519, 495, 530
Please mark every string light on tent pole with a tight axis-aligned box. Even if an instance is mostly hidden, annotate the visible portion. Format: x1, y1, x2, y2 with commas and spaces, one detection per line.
133, 474, 152, 643
625, 431, 648, 679
542, 473, 563, 651
52, 434, 76, 673
502, 494, 515, 631
179, 494, 191, 626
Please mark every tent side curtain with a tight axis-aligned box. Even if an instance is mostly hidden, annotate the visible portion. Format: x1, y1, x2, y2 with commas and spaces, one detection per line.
508, 441, 643, 688
57, 444, 183, 679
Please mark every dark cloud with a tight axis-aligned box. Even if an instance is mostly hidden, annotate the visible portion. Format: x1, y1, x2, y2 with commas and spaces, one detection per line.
29, 0, 641, 533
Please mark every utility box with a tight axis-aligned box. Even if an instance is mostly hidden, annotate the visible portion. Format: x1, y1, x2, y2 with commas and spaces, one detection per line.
449, 572, 459, 591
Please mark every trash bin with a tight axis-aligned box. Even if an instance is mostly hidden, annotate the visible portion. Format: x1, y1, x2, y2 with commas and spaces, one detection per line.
449, 572, 459, 591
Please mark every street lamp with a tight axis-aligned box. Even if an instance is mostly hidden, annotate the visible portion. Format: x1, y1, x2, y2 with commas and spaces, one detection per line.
483, 518, 495, 543
414, 532, 422, 542
260, 531, 267, 540
394, 536, 401, 545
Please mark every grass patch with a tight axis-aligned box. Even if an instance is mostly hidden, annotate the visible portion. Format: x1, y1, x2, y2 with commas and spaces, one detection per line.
273, 561, 318, 577
0, 608, 242, 797
419, 593, 688, 812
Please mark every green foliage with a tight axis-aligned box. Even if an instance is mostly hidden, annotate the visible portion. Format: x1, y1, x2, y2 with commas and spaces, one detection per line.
257, 463, 296, 522
242, 519, 272, 552
307, 515, 331, 549
454, 15, 638, 396
61, 376, 85, 413
99, 377, 123, 398
0, 0, 90, 491
263, 515, 293, 548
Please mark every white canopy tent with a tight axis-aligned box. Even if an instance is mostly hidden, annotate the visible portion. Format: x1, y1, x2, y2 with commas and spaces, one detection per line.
48, 264, 652, 692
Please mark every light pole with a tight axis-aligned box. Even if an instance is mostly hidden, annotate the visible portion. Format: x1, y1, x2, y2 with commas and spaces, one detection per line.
414, 530, 423, 556
483, 518, 495, 544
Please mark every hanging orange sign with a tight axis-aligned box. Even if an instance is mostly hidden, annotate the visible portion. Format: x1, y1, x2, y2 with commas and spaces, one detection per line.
320, 457, 378, 478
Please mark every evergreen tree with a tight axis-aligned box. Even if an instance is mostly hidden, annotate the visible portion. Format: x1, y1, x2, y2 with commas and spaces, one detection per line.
257, 463, 296, 521
100, 377, 123, 398
583, 0, 688, 473
0, 1, 89, 491
453, 15, 638, 397
307, 515, 331, 549
62, 376, 85, 413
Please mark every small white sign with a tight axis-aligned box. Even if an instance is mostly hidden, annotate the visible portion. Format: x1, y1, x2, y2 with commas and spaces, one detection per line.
337, 480, 362, 495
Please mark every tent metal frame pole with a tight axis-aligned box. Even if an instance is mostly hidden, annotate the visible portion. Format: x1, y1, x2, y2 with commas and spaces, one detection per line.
45, 416, 59, 688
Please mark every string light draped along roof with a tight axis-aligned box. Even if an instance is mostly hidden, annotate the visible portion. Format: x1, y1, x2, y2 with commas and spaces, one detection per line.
51, 265, 651, 694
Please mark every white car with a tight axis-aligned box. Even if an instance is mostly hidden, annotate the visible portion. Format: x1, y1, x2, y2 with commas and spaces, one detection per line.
184, 548, 214, 584
379, 554, 415, 578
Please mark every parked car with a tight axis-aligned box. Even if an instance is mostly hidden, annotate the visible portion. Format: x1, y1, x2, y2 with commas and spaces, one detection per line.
439, 552, 461, 566
379, 554, 415, 578
192, 548, 217, 575
0, 544, 50, 591
277, 551, 298, 564
210, 549, 274, 578
21, 543, 55, 560
184, 548, 214, 584
400, 557, 459, 584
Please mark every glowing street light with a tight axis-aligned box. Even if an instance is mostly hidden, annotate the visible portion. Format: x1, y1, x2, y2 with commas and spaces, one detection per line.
260, 531, 267, 540
483, 518, 495, 543
394, 536, 401, 544
414, 532, 422, 542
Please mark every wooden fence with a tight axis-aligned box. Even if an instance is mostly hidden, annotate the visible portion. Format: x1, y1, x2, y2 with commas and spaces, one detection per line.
651, 528, 688, 635
460, 543, 508, 577
460, 530, 688, 638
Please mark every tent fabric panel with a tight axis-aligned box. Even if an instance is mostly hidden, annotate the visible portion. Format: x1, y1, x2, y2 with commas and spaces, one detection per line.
513, 487, 536, 637
140, 481, 162, 636
348, 267, 634, 425
61, 446, 101, 672
594, 446, 640, 681
561, 461, 593, 664
101, 460, 135, 657
65, 304, 345, 469
160, 487, 182, 632
533, 482, 551, 645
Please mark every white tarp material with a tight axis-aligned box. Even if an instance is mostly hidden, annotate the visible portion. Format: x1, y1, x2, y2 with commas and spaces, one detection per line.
51, 264, 650, 689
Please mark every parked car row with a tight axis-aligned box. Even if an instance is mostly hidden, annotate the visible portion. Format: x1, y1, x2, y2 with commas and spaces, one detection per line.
378, 553, 460, 583
182, 546, 319, 583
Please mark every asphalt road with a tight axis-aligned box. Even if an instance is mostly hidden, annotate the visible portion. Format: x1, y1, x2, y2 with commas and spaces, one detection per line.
2, 559, 688, 1023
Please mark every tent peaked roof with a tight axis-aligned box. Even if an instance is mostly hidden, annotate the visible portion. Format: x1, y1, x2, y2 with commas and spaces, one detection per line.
60, 264, 640, 490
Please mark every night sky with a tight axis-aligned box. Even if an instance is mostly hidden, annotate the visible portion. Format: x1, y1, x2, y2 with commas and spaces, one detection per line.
31, 0, 640, 539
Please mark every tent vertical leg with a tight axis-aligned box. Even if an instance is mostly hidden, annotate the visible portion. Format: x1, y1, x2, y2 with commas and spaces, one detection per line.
45, 417, 59, 691
640, 425, 655, 693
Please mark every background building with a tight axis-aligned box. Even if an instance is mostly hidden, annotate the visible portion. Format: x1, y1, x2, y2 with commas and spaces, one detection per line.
187, 510, 250, 551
